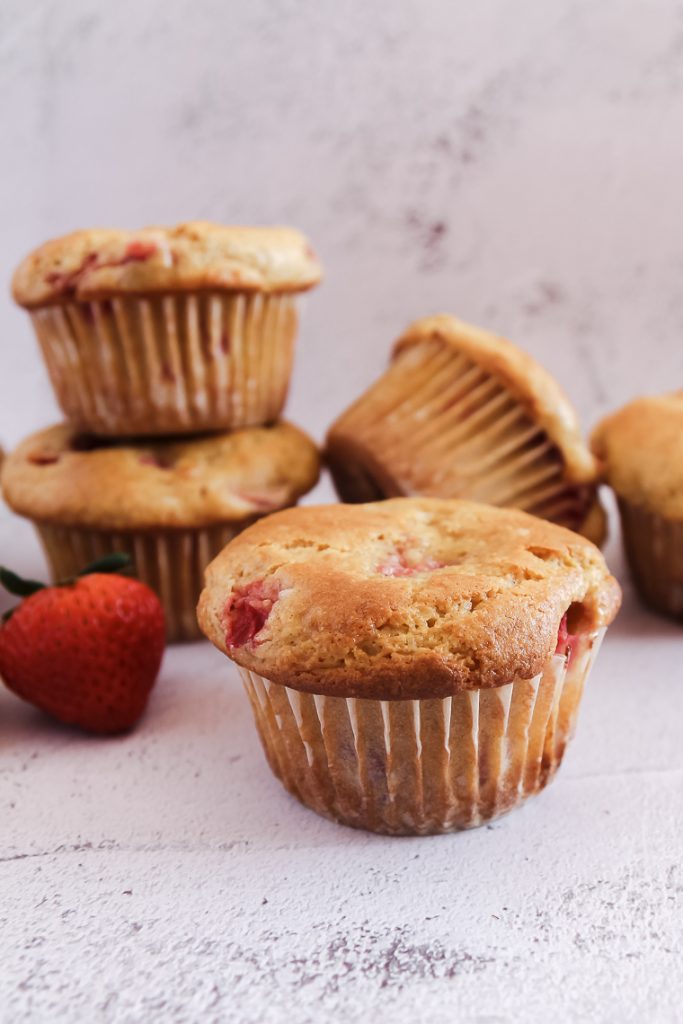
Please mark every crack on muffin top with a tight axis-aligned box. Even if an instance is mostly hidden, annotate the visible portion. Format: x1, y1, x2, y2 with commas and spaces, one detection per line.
27, 452, 60, 466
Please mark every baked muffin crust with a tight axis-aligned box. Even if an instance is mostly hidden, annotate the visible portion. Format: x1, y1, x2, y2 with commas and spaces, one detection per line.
198, 497, 621, 699
12, 223, 322, 308
591, 392, 683, 519
2, 422, 320, 530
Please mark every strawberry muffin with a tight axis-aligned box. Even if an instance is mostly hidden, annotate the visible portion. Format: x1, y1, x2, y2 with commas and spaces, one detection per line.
12, 223, 321, 436
326, 315, 605, 544
198, 498, 620, 834
592, 391, 683, 619
2, 422, 320, 642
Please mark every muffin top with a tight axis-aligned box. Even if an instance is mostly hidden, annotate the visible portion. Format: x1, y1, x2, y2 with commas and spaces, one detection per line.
198, 497, 620, 699
2, 423, 320, 530
12, 222, 322, 308
592, 392, 683, 518
393, 316, 598, 485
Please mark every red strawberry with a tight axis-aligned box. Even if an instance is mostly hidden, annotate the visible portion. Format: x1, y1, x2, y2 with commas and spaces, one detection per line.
0, 555, 165, 734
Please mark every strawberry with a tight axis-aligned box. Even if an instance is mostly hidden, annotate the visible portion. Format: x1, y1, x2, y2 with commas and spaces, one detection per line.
0, 554, 165, 734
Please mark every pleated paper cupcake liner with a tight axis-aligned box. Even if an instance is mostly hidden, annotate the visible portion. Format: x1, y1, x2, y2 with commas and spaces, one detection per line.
36, 520, 250, 642
30, 291, 298, 436
618, 499, 683, 618
327, 340, 599, 540
239, 630, 604, 835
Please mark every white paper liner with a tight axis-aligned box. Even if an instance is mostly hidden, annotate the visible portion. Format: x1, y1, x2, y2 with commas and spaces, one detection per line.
239, 630, 604, 835
36, 521, 249, 642
327, 339, 597, 537
618, 499, 683, 617
30, 291, 298, 436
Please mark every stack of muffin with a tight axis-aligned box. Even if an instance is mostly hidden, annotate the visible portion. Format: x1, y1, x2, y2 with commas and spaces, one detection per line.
2, 223, 322, 640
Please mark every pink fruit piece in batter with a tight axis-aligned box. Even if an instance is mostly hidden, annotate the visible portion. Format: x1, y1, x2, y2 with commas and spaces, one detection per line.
377, 545, 445, 577
44, 241, 156, 296
555, 612, 580, 666
122, 240, 157, 263
224, 579, 280, 649
45, 252, 99, 291
236, 493, 278, 511
138, 453, 171, 469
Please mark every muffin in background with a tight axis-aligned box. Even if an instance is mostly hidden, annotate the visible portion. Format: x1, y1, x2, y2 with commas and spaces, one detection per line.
12, 223, 321, 436
326, 315, 605, 545
198, 498, 620, 835
592, 392, 683, 619
1, 422, 320, 642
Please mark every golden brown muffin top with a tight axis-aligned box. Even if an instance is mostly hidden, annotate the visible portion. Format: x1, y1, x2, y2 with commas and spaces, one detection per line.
592, 392, 683, 518
2, 423, 320, 530
12, 222, 322, 308
198, 497, 620, 699
394, 316, 598, 484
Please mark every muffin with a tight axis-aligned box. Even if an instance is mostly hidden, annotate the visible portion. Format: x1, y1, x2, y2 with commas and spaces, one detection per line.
2, 422, 320, 642
592, 392, 683, 618
198, 498, 620, 834
326, 315, 605, 544
12, 223, 321, 436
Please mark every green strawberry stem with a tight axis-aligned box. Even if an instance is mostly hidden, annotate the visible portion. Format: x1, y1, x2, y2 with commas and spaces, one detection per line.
0, 567, 46, 597
77, 552, 132, 576
0, 553, 133, 622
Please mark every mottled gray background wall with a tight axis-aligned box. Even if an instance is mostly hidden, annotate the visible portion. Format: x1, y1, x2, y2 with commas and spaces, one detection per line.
2, 0, 683, 449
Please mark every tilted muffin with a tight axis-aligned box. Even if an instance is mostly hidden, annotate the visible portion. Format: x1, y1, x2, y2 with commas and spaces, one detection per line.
12, 223, 321, 436
326, 315, 605, 544
2, 422, 320, 642
592, 392, 683, 619
198, 498, 620, 835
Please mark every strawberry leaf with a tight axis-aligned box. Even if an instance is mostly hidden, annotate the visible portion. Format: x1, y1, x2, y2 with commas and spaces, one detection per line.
0, 566, 46, 597
78, 552, 132, 576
